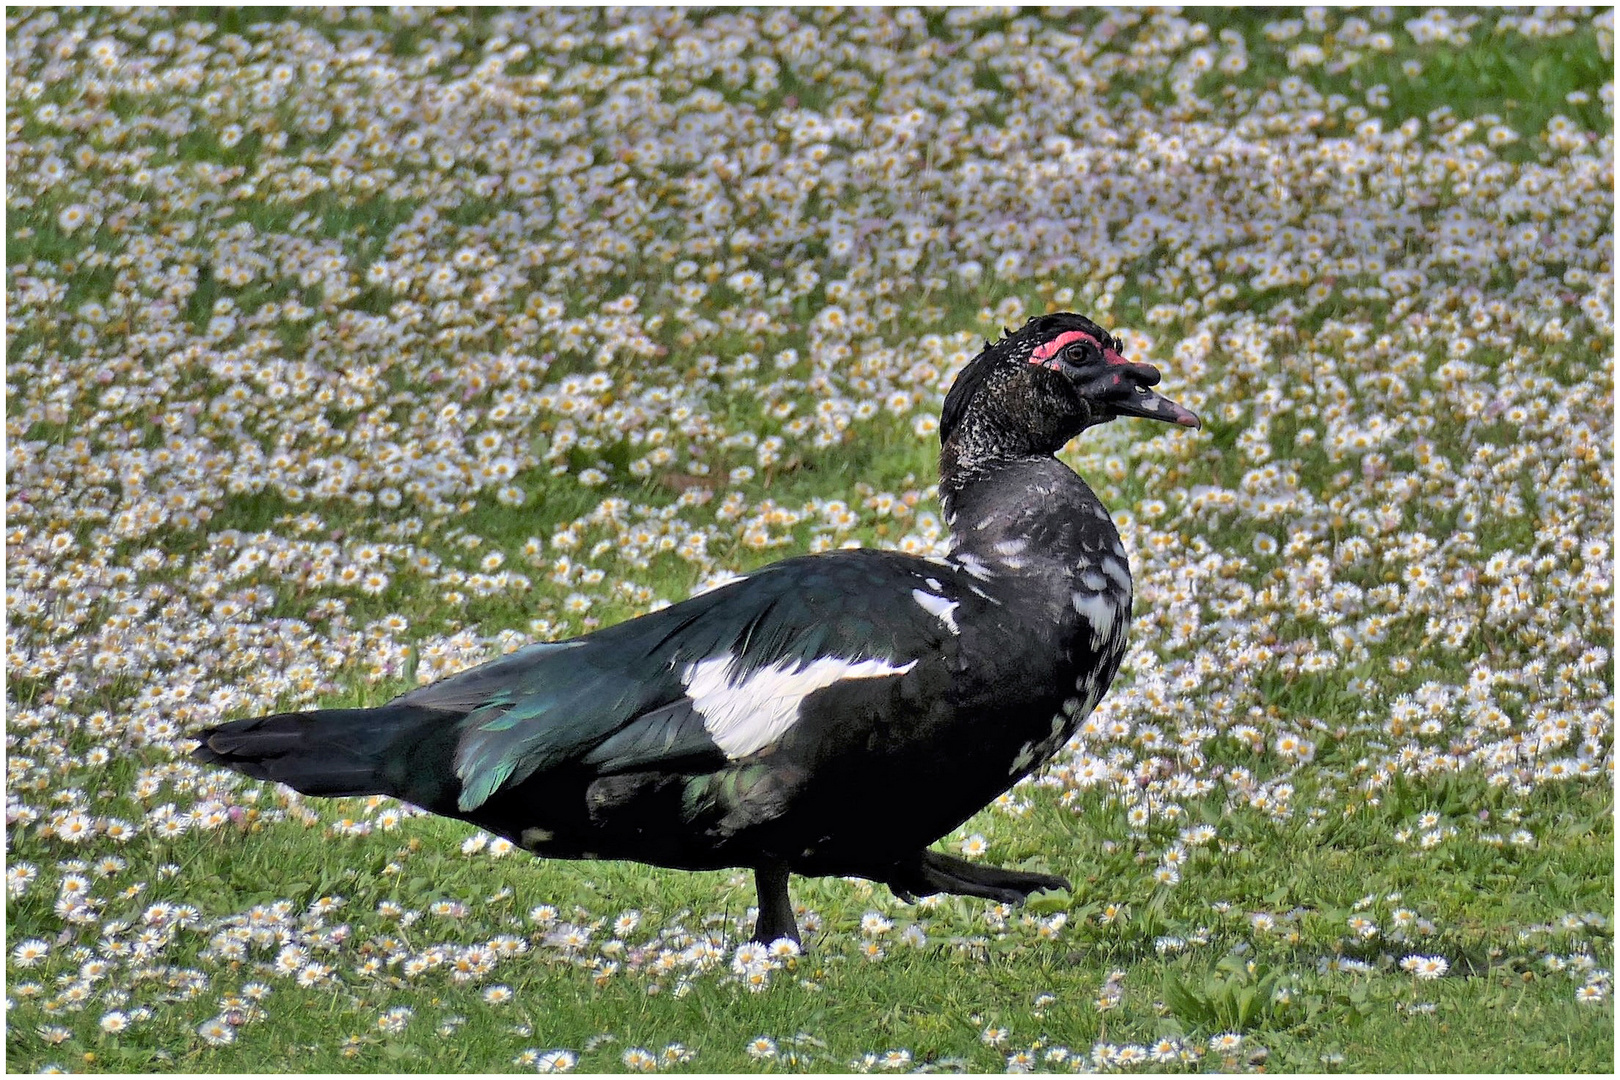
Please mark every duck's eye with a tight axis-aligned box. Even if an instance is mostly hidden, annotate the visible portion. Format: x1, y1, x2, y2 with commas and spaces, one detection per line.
1063, 341, 1092, 363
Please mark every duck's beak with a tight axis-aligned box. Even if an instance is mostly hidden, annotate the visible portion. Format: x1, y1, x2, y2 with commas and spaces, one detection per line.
1114, 386, 1201, 428
1061, 344, 1203, 430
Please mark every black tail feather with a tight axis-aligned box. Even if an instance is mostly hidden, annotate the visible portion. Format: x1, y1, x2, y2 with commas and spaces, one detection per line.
192, 706, 444, 799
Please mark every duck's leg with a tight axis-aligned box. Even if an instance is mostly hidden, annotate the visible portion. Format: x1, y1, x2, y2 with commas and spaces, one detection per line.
751, 860, 800, 944
887, 850, 1070, 905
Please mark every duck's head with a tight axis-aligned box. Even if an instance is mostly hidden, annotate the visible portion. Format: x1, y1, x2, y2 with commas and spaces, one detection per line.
940, 312, 1201, 459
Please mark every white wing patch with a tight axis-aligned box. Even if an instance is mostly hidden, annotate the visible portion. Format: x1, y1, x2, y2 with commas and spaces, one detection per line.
1072, 591, 1117, 647
1101, 557, 1131, 590
682, 654, 917, 759
911, 588, 960, 634
953, 552, 995, 581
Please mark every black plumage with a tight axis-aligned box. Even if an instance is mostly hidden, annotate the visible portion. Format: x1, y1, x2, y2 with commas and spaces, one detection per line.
194, 312, 1201, 944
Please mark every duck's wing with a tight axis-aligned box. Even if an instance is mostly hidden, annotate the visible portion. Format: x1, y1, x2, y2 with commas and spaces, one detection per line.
404, 550, 965, 812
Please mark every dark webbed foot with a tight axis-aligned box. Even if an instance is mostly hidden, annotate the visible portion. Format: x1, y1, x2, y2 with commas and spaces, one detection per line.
888, 850, 1070, 906
751, 860, 800, 944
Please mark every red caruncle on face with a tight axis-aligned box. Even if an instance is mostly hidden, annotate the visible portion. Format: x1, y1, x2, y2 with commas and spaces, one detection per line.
1029, 330, 1131, 371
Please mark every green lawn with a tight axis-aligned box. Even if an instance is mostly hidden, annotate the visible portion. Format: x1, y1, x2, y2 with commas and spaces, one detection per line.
6, 7, 1612, 1074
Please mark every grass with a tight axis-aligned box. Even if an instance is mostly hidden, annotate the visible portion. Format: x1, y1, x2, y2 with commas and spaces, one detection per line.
15, 795, 1608, 1073
5, 6, 1613, 1074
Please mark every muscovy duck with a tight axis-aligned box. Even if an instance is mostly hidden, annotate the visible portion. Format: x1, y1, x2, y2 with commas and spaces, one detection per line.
194, 312, 1200, 944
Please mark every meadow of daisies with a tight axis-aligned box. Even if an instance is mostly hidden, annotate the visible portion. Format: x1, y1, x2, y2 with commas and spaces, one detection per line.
5, 6, 1613, 1074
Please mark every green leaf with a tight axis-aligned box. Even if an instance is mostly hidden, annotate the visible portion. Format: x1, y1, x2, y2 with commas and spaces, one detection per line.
1236, 985, 1259, 1027
1163, 973, 1208, 1024
1024, 890, 1071, 915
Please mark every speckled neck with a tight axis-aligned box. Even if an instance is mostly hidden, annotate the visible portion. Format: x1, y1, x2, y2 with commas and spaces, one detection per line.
940, 452, 1117, 577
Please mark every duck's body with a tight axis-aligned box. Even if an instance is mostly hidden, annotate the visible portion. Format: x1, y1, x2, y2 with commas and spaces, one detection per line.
195, 312, 1199, 943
